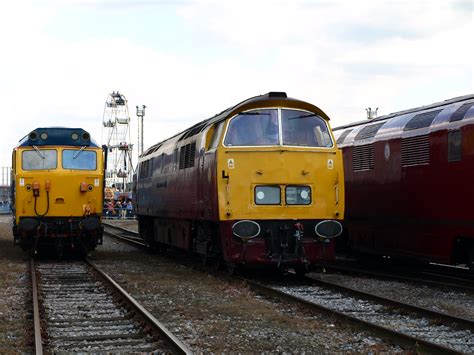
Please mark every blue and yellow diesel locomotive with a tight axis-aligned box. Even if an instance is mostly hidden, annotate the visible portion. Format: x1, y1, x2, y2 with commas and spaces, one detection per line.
11, 128, 106, 255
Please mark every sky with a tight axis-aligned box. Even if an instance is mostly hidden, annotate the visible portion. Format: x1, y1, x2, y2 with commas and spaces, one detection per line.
1, 0, 472, 174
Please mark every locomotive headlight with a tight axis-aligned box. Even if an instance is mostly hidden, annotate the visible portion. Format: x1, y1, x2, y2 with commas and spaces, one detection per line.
286, 186, 311, 205
255, 186, 280, 205
232, 220, 261, 239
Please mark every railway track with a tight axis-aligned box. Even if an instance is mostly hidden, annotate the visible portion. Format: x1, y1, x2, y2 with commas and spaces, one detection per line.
324, 259, 474, 293
104, 221, 474, 292
31, 258, 190, 354
243, 276, 474, 354
102, 222, 474, 352
103, 222, 146, 249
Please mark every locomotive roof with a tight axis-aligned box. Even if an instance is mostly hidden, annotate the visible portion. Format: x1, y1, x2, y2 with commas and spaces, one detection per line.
141, 92, 330, 157
334, 94, 474, 146
16, 127, 99, 148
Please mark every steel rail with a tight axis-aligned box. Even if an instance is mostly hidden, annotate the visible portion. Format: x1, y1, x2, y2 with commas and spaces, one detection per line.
30, 259, 43, 355
103, 221, 470, 352
103, 228, 147, 247
85, 259, 192, 355
323, 263, 474, 293
102, 223, 148, 249
103, 221, 139, 236
241, 277, 463, 355
307, 275, 474, 331
103, 229, 147, 249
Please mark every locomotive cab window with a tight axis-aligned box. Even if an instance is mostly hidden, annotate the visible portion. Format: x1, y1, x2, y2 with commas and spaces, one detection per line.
224, 108, 333, 148
22, 149, 57, 170
224, 109, 279, 146
62, 149, 97, 170
282, 110, 333, 147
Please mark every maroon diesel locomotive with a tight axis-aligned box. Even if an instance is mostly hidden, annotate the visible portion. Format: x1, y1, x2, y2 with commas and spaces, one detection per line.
133, 92, 345, 272
334, 94, 474, 270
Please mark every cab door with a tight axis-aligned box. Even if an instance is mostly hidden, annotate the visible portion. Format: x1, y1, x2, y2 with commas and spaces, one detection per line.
198, 122, 224, 220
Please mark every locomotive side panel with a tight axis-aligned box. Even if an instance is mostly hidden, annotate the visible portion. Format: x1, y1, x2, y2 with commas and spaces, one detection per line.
336, 95, 474, 268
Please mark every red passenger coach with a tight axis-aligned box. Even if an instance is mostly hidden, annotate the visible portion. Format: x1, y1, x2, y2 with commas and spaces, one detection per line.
334, 94, 474, 270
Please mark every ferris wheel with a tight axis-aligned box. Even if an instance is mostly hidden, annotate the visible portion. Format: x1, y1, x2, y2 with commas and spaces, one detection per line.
102, 91, 134, 190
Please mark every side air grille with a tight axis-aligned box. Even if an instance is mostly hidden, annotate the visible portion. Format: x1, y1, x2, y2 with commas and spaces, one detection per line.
352, 144, 375, 171
450, 103, 474, 122
336, 129, 353, 145
354, 122, 385, 141
401, 135, 430, 167
179, 141, 196, 169
404, 109, 442, 131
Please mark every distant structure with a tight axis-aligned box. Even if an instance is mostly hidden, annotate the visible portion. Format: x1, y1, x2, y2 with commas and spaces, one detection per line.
0, 166, 11, 213
366, 107, 379, 120
136, 105, 146, 157
102, 91, 134, 191
1, 166, 10, 187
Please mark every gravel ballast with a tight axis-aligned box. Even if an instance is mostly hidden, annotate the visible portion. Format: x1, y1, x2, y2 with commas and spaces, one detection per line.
97, 220, 407, 352
0, 215, 32, 353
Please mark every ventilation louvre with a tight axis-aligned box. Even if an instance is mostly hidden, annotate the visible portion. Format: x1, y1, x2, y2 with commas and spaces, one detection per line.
139, 159, 153, 178
352, 144, 375, 171
450, 103, 474, 122
354, 122, 385, 141
401, 135, 430, 167
179, 141, 196, 169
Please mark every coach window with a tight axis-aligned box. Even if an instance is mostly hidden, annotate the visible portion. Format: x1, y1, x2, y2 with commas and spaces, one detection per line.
282, 109, 333, 147
22, 149, 57, 170
224, 109, 279, 146
62, 149, 97, 170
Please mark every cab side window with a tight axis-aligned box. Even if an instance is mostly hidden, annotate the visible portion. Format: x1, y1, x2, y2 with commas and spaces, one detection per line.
209, 121, 225, 149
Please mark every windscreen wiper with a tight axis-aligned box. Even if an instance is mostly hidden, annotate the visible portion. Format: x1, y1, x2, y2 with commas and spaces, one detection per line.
32, 146, 45, 159
287, 113, 319, 120
73, 146, 87, 159
238, 112, 271, 115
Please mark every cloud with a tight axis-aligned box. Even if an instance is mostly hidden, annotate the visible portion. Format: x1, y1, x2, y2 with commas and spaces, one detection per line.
0, 0, 472, 169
